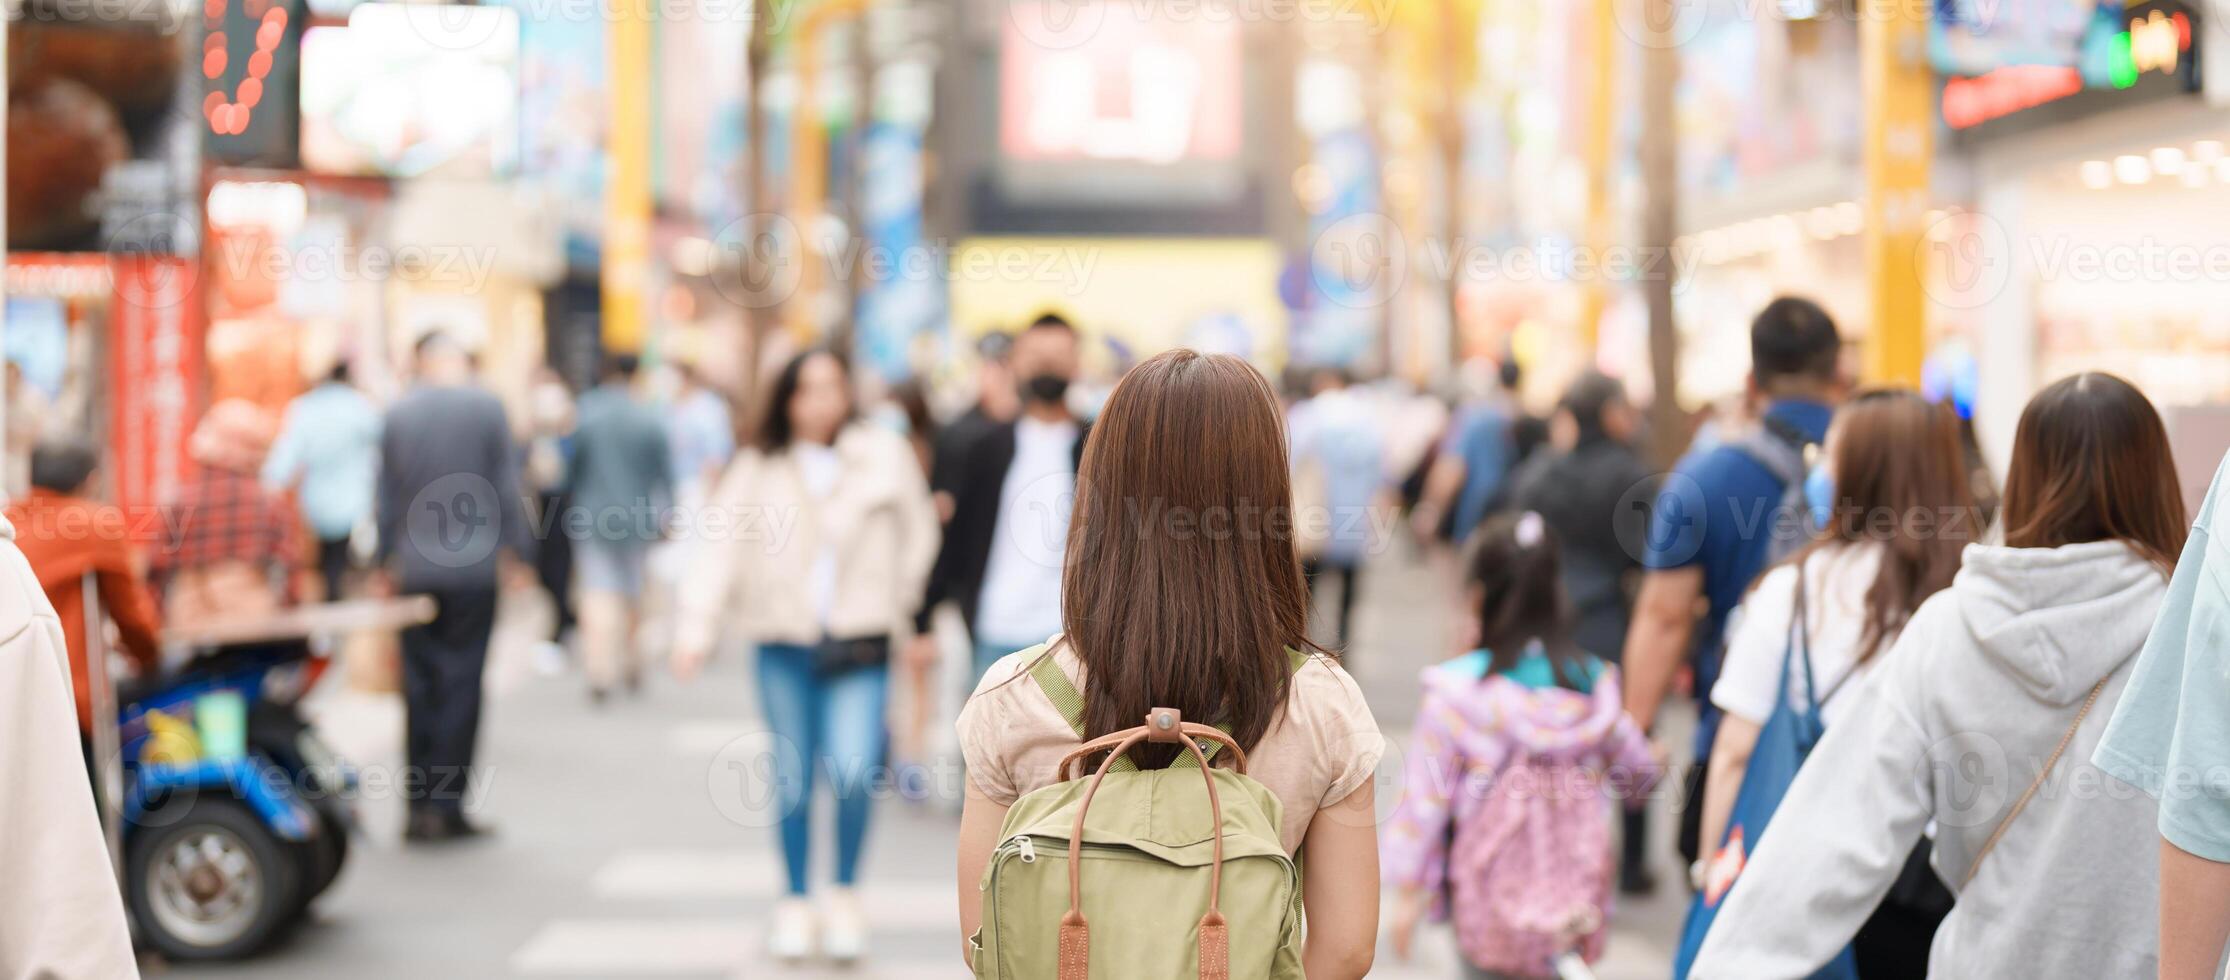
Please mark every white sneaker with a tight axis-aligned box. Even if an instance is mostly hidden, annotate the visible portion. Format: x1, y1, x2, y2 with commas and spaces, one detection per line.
767, 898, 815, 962
819, 888, 867, 963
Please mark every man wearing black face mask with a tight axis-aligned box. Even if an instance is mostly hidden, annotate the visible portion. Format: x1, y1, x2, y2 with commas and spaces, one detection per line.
909, 313, 1088, 686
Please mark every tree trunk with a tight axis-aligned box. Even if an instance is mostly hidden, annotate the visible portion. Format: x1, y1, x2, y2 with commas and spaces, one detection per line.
737, 0, 772, 435
1639, 0, 1684, 468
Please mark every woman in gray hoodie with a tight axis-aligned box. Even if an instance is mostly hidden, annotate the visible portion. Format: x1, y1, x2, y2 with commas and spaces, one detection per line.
1691, 373, 2191, 979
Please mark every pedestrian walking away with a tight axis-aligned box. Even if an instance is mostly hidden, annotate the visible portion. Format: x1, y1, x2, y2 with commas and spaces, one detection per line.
1413, 355, 1543, 549
1382, 511, 1660, 980
1289, 365, 1386, 650
261, 358, 382, 601
1690, 373, 2189, 979
1510, 371, 1659, 894
954, 349, 1384, 980
566, 352, 674, 702
1623, 296, 1848, 868
672, 347, 939, 964
1680, 388, 1974, 978
374, 330, 534, 843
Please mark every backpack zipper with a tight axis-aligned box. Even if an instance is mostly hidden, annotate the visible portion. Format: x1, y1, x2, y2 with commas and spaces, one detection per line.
1015, 835, 1036, 863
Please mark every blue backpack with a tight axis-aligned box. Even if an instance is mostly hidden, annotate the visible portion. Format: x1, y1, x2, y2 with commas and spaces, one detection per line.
1672, 569, 1858, 979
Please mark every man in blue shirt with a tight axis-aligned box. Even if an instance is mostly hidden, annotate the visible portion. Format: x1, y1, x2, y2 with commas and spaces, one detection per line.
262, 360, 382, 600
1622, 296, 1845, 871
1413, 358, 1533, 547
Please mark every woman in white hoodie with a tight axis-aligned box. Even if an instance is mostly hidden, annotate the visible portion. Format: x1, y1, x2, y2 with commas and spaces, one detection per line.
1691, 373, 2190, 979
671, 348, 939, 963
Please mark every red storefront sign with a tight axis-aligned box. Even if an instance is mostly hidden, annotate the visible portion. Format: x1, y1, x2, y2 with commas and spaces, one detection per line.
109, 255, 204, 522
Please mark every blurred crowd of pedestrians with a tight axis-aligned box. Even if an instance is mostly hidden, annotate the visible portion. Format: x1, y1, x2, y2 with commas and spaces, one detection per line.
10, 293, 2230, 980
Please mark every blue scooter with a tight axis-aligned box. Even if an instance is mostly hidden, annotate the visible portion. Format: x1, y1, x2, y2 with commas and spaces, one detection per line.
83, 588, 434, 962
113, 640, 356, 960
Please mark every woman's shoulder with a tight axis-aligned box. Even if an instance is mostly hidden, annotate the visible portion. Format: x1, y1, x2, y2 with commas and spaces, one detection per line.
963, 641, 1060, 707
955, 643, 1066, 742
1290, 649, 1367, 695
1278, 651, 1380, 740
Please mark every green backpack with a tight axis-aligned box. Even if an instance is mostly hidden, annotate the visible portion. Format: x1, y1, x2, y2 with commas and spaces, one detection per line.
969, 647, 1308, 980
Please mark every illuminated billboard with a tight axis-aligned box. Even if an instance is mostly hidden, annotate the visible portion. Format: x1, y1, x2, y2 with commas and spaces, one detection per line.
995, 0, 1246, 205
299, 4, 520, 178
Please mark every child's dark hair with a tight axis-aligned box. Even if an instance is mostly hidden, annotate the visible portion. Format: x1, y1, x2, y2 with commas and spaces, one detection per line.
1465, 511, 1588, 690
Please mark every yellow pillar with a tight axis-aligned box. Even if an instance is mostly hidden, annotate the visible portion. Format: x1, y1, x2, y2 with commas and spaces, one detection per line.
1578, 0, 1616, 351
1861, 6, 1932, 386
603, 0, 654, 353
784, 0, 873, 341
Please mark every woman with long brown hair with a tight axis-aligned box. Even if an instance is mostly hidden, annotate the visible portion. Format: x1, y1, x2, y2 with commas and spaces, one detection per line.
1692, 373, 2187, 979
1694, 388, 1976, 975
953, 349, 1384, 980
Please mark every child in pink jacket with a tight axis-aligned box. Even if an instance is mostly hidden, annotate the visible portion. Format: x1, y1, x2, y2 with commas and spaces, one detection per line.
1383, 512, 1660, 980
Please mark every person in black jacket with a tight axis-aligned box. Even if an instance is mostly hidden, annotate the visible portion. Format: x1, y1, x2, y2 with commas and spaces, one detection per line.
907, 313, 1088, 685
1510, 370, 1659, 893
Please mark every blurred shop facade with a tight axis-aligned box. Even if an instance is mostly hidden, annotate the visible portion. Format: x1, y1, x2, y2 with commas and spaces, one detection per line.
1665, 0, 2230, 494
3, 0, 951, 504
9, 0, 565, 505
10, 0, 2230, 505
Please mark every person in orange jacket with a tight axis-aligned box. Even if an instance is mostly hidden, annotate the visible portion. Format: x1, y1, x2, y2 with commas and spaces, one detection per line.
4, 439, 162, 734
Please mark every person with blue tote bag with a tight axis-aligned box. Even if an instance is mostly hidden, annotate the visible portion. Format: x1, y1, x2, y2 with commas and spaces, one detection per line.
1674, 571, 1856, 979
1676, 389, 1975, 978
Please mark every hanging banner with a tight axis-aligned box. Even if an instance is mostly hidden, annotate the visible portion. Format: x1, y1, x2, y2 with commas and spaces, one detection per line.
856, 119, 938, 380
109, 255, 205, 521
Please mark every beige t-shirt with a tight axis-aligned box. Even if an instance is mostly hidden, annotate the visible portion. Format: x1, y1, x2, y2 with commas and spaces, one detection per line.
956, 637, 1385, 854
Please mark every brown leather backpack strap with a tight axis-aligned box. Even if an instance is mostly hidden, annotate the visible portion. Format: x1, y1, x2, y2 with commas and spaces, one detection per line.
1057, 710, 1241, 980
1143, 708, 1234, 979
1173, 729, 1232, 980
1059, 720, 1248, 781
1058, 727, 1148, 980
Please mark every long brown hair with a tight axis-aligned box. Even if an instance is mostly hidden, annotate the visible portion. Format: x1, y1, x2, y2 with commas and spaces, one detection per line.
1059, 349, 1317, 768
1802, 389, 1977, 664
2001, 373, 2186, 574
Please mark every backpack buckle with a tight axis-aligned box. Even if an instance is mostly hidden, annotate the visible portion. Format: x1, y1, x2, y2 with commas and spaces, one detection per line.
1144, 707, 1185, 743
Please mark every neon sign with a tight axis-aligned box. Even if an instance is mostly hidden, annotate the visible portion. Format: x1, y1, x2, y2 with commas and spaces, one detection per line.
202, 0, 301, 164
203, 0, 288, 136
1943, 65, 2084, 130
2123, 9, 2191, 82
1943, 4, 2196, 131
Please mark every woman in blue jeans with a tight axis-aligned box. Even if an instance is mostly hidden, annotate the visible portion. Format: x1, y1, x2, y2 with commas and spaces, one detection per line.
673, 349, 939, 963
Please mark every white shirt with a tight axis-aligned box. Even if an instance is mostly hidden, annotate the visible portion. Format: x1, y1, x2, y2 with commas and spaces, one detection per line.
974, 416, 1079, 645
794, 442, 842, 630
1711, 542, 1891, 728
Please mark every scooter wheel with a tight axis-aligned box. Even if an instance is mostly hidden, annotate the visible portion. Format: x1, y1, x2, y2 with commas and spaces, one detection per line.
127, 797, 301, 960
